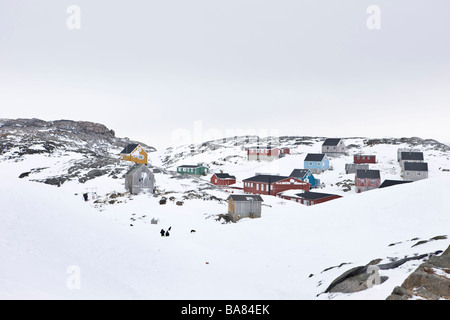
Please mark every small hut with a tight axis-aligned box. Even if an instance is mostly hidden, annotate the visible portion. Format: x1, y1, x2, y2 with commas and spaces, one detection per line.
227, 194, 263, 222
125, 164, 155, 195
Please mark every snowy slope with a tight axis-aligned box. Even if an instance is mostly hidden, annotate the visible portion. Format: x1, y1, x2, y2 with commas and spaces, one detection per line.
1, 135, 449, 299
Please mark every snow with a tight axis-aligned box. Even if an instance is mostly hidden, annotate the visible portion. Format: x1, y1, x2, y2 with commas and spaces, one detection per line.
1, 137, 449, 299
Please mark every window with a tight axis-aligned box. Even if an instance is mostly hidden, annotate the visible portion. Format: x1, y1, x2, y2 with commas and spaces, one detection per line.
266, 185, 269, 192
215, 179, 217, 183
310, 162, 313, 166
256, 184, 259, 191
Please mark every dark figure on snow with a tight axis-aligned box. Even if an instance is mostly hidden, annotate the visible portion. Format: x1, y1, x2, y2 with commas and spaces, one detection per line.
160, 229, 165, 237
165, 230, 170, 237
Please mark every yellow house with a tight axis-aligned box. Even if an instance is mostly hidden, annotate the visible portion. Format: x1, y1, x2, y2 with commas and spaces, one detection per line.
120, 143, 148, 165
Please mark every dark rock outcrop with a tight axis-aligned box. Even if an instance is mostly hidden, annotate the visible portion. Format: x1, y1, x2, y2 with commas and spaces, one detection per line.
387, 246, 450, 300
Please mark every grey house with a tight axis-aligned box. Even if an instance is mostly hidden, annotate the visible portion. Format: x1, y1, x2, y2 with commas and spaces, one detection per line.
397, 148, 420, 161
321, 138, 346, 157
403, 162, 428, 181
345, 163, 369, 174
227, 194, 263, 222
125, 164, 155, 195
399, 151, 424, 170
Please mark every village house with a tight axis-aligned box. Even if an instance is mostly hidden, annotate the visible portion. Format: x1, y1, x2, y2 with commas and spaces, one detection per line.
355, 169, 381, 193
247, 146, 290, 161
289, 169, 320, 188
277, 190, 342, 206
321, 138, 346, 157
124, 163, 155, 195
354, 154, 376, 164
304, 153, 330, 173
345, 163, 369, 174
210, 172, 236, 186
177, 164, 209, 176
399, 151, 424, 170
397, 148, 420, 161
227, 194, 263, 222
120, 143, 148, 165
403, 162, 428, 181
243, 174, 310, 196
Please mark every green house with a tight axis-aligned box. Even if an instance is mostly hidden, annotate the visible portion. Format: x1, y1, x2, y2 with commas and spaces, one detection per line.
177, 164, 209, 176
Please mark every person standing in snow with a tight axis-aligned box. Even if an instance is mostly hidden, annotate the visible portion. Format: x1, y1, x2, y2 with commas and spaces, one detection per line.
160, 229, 165, 237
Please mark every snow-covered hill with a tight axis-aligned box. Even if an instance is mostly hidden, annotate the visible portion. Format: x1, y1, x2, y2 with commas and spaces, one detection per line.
1, 120, 449, 300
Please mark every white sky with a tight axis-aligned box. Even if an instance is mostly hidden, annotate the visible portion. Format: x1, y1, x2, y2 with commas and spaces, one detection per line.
1, 0, 449, 149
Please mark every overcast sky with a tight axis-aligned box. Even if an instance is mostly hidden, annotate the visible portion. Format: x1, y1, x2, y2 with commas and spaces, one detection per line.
1, 0, 449, 149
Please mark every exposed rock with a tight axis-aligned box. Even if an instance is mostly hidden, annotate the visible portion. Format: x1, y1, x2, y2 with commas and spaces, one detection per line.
386, 245, 450, 300
0, 118, 157, 186
325, 253, 432, 294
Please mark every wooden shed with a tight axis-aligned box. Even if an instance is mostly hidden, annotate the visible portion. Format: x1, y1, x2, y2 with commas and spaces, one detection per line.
125, 164, 155, 195
227, 194, 263, 222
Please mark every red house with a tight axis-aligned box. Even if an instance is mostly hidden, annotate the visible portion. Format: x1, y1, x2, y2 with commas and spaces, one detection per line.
277, 190, 342, 206
210, 173, 236, 186
354, 154, 376, 164
243, 174, 310, 196
247, 147, 290, 161
355, 169, 381, 193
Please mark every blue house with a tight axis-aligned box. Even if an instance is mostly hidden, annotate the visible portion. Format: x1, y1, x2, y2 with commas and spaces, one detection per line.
289, 169, 320, 188
304, 153, 330, 173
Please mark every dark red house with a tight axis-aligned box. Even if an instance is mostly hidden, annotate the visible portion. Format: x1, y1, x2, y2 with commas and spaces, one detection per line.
355, 169, 381, 193
277, 191, 342, 206
210, 173, 236, 186
243, 174, 310, 196
354, 154, 376, 164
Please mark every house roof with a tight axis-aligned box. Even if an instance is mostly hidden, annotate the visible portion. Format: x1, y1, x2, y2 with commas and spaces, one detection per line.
354, 154, 376, 157
294, 191, 341, 200
322, 138, 342, 146
214, 173, 236, 180
178, 165, 201, 168
289, 169, 310, 179
356, 169, 380, 179
404, 162, 428, 171
243, 174, 290, 184
378, 179, 413, 189
304, 153, 326, 161
120, 143, 139, 154
126, 163, 151, 176
227, 194, 264, 202
247, 145, 278, 150
400, 152, 424, 161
